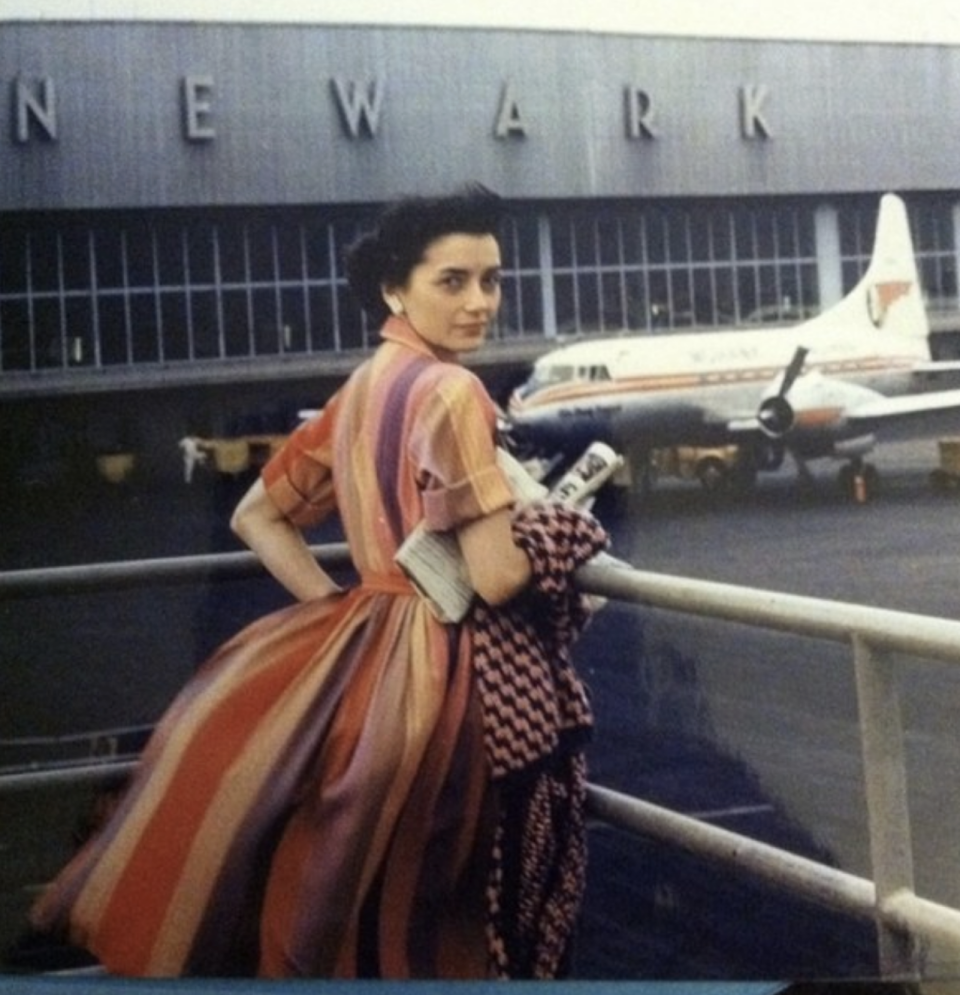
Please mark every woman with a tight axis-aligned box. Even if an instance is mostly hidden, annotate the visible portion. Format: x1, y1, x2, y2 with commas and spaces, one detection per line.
31, 187, 607, 979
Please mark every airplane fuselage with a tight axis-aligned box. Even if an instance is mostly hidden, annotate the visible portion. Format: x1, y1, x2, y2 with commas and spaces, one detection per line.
507, 324, 929, 456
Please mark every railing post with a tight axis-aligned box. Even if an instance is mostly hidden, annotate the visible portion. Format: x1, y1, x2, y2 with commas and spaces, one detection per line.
852, 633, 920, 978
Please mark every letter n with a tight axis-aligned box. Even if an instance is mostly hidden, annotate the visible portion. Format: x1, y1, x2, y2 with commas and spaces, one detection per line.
15, 77, 57, 143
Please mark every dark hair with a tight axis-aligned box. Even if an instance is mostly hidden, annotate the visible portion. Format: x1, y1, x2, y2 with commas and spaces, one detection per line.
345, 185, 503, 324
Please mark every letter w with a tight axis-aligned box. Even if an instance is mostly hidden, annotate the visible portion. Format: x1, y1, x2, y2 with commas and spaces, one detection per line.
331, 77, 384, 138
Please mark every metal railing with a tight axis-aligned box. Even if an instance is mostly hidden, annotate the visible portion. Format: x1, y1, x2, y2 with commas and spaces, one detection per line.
576, 557, 960, 980
5, 545, 960, 979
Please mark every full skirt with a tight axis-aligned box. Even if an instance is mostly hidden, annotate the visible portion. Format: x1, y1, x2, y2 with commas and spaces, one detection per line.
31, 586, 494, 978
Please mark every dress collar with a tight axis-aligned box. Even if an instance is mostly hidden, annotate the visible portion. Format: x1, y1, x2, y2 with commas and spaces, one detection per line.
380, 316, 447, 362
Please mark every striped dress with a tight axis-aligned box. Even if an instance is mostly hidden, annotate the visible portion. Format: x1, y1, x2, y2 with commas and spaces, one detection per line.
30, 317, 517, 978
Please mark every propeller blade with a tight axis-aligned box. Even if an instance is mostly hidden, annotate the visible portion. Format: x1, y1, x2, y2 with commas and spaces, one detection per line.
757, 346, 810, 438
778, 346, 809, 398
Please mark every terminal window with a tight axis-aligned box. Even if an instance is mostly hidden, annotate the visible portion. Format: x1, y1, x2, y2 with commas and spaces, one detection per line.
1, 197, 956, 378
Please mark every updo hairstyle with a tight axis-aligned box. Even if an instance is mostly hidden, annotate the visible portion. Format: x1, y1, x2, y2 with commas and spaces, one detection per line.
345, 185, 502, 325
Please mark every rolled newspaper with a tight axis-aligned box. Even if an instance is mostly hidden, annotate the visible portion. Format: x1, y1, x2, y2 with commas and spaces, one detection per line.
547, 441, 624, 507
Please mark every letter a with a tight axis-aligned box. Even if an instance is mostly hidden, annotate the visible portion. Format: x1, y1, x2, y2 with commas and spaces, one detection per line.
495, 83, 527, 139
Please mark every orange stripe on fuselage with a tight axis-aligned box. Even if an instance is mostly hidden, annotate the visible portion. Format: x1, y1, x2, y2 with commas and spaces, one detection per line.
511, 356, 916, 414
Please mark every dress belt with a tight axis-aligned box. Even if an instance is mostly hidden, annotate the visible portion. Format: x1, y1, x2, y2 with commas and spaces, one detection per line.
359, 571, 416, 595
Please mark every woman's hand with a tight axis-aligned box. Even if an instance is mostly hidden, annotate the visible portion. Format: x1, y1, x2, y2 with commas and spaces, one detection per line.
231, 478, 342, 602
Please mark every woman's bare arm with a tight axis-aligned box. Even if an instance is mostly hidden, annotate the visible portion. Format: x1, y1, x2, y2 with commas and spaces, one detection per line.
457, 506, 531, 606
231, 477, 342, 602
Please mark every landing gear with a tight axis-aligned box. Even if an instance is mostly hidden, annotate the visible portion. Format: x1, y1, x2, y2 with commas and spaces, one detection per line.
695, 456, 730, 493
838, 459, 878, 503
690, 449, 759, 497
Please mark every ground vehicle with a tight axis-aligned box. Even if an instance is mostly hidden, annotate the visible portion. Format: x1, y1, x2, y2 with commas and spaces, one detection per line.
650, 445, 745, 492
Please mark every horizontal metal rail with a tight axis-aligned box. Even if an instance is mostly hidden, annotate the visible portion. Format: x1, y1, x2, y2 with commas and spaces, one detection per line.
0, 544, 353, 598
576, 554, 960, 665
0, 758, 139, 791
12, 545, 960, 661
586, 785, 960, 967
5, 545, 960, 978
587, 783, 876, 920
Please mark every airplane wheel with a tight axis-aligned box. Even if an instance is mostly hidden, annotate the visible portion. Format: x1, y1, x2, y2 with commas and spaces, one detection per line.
696, 456, 729, 493
839, 462, 878, 503
729, 461, 759, 494
623, 447, 656, 497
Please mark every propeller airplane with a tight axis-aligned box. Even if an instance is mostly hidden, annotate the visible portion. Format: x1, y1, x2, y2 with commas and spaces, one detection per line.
505, 193, 960, 501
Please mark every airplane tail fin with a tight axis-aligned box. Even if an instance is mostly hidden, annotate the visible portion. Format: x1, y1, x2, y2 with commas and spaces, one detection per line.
804, 193, 928, 347
848, 193, 927, 341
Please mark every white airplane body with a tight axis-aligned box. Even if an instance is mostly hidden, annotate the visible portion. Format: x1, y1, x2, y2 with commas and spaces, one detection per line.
506, 193, 960, 494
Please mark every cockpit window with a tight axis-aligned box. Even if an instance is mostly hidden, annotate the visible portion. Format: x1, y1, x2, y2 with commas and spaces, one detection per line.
517, 362, 611, 399
539, 364, 576, 385
579, 365, 611, 381
536, 363, 611, 385
516, 364, 573, 398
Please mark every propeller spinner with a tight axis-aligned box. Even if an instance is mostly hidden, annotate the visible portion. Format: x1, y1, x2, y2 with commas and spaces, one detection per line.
757, 346, 809, 438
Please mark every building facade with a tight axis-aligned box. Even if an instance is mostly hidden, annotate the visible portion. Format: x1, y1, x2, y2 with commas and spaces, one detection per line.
2, 20, 959, 475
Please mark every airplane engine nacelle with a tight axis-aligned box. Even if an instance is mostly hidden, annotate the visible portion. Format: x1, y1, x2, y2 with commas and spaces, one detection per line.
832, 434, 877, 460
757, 395, 795, 439
758, 372, 878, 442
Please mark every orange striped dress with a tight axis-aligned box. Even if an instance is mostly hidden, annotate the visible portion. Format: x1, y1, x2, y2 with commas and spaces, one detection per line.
31, 317, 516, 978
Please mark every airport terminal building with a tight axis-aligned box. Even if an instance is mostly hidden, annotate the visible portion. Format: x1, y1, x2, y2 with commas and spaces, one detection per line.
3, 17, 960, 478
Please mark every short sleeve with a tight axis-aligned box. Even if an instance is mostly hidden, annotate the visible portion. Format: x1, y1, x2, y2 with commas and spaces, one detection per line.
261, 396, 339, 529
409, 367, 514, 532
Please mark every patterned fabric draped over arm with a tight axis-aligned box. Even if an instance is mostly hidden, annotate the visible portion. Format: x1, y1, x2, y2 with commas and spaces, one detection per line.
470, 501, 609, 980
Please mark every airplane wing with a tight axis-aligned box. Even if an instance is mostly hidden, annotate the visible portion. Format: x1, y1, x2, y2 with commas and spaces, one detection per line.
912, 360, 960, 380
724, 384, 960, 446
844, 388, 960, 442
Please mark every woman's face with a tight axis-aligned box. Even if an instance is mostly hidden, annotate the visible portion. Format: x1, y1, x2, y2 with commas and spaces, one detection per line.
385, 232, 502, 359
